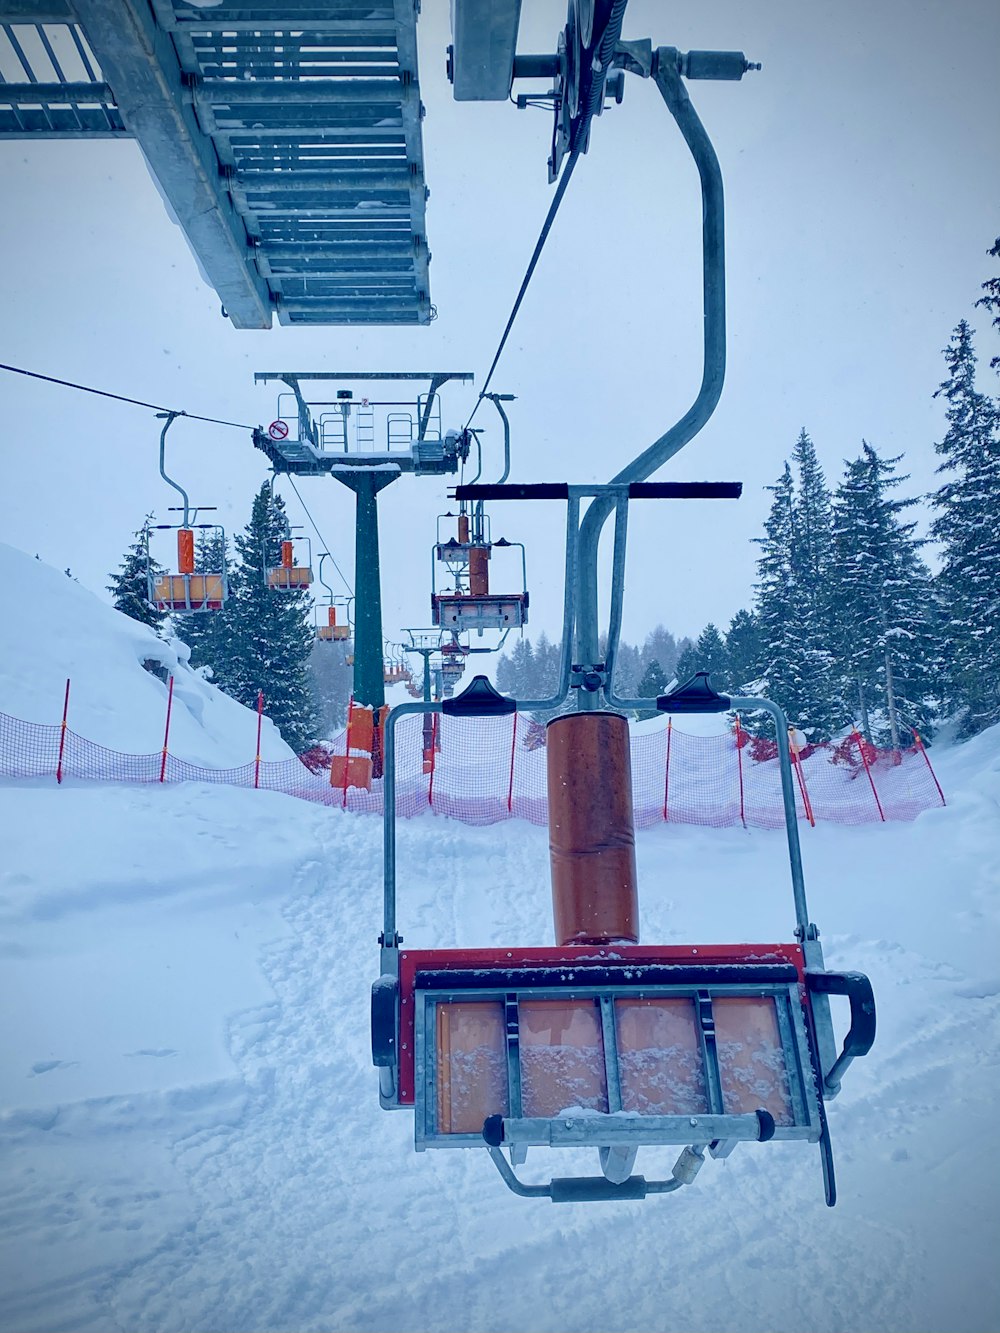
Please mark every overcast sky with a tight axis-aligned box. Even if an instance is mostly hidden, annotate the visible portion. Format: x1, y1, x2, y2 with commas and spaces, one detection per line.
2, 0, 998, 668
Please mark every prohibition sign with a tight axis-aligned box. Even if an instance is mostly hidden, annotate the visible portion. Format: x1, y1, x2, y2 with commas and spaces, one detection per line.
268, 419, 289, 441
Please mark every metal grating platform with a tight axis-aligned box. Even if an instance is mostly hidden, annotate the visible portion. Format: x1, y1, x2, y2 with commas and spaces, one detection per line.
1, 0, 432, 328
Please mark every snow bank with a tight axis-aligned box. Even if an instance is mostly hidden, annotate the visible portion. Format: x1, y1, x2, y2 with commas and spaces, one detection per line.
0, 543, 292, 764
0, 552, 997, 1331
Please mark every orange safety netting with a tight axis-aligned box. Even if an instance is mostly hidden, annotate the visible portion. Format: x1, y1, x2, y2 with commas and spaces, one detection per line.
0, 707, 945, 827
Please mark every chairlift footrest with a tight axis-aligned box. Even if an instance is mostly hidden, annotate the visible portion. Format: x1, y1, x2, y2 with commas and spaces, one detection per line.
482, 1110, 787, 1149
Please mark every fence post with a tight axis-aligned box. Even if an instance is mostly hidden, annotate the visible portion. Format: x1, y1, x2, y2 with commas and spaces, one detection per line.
254, 690, 264, 790
911, 728, 946, 806
791, 748, 815, 827
852, 724, 885, 822
662, 718, 672, 822
159, 676, 174, 783
506, 710, 518, 814
56, 678, 70, 784
342, 695, 353, 809
733, 713, 746, 829
427, 711, 439, 808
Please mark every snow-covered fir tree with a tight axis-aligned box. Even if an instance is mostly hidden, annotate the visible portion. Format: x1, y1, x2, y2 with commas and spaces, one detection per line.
725, 609, 762, 692
831, 443, 938, 746
930, 321, 1000, 735
107, 516, 166, 633
695, 623, 729, 688
673, 637, 700, 686
635, 657, 669, 717
641, 626, 680, 680
495, 635, 536, 700
177, 528, 236, 680
752, 448, 841, 739
177, 484, 317, 751
975, 236, 1000, 372
307, 636, 353, 734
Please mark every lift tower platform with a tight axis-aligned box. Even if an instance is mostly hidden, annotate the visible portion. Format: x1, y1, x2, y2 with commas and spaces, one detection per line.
1, 1, 432, 327
254, 370, 473, 749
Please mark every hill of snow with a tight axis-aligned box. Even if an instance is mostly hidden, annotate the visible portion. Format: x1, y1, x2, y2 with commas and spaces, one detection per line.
0, 543, 293, 763
0, 545, 998, 1332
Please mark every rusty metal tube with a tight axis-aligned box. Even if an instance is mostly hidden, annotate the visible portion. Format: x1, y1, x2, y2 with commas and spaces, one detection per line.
469, 545, 490, 596
546, 711, 639, 945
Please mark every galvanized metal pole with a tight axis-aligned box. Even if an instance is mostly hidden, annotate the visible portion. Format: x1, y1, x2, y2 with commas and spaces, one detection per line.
574, 51, 727, 708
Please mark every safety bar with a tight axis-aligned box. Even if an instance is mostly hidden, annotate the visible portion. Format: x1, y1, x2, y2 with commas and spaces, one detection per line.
806, 970, 877, 1093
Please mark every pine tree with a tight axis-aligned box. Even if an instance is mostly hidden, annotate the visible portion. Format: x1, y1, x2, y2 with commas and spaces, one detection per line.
790, 429, 841, 728
183, 484, 318, 751
107, 516, 166, 632
752, 441, 842, 739
975, 236, 1000, 372
694, 623, 729, 688
831, 443, 938, 747
641, 625, 679, 679
636, 659, 668, 717
930, 321, 1000, 735
638, 658, 668, 693
308, 637, 353, 734
725, 609, 762, 692
673, 638, 700, 686
497, 636, 536, 699
178, 528, 236, 679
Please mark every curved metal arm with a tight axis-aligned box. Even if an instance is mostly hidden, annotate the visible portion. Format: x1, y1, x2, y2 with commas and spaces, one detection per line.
576, 50, 727, 701
483, 393, 513, 484
157, 411, 189, 527
316, 552, 335, 601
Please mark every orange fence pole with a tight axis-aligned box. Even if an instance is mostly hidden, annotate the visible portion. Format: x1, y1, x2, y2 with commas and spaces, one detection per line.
427, 711, 439, 808
791, 747, 815, 827
911, 728, 946, 806
733, 714, 746, 828
507, 710, 518, 814
852, 725, 885, 822
56, 678, 70, 784
662, 718, 672, 822
159, 676, 174, 783
254, 690, 264, 789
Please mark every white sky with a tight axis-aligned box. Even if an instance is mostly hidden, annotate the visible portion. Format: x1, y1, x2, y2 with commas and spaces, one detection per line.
1, 0, 998, 656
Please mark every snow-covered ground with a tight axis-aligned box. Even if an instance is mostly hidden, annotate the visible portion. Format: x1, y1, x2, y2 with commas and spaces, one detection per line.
2, 550, 999, 1332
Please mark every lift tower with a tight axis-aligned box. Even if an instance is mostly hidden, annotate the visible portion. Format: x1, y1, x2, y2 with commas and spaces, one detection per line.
253, 371, 473, 753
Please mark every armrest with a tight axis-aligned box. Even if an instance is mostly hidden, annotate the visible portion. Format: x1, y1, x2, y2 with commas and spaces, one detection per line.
806, 970, 876, 1093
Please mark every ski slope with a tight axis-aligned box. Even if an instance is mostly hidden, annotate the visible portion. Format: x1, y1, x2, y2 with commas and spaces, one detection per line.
1, 549, 999, 1333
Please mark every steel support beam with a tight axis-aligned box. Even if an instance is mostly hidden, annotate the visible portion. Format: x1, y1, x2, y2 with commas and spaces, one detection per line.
69, 0, 273, 327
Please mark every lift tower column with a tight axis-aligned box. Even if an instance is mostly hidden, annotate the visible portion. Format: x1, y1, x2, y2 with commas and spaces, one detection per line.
339, 470, 397, 712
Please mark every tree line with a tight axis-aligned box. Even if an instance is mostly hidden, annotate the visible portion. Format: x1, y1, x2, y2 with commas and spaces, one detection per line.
495, 242, 1000, 747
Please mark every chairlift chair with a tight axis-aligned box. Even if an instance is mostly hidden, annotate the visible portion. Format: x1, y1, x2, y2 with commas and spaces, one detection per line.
374, 670, 875, 1206
430, 509, 528, 634
147, 411, 229, 613
370, 22, 874, 1205
317, 596, 353, 643
267, 536, 313, 591
146, 519, 229, 613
